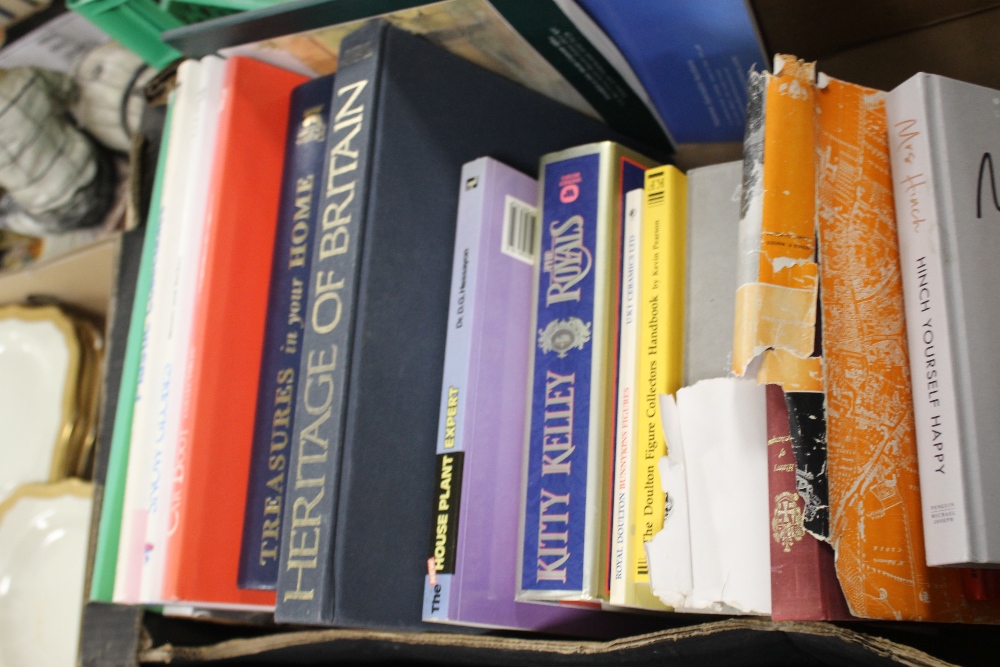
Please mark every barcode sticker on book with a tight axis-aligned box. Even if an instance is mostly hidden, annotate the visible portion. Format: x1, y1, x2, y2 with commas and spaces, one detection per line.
501, 195, 537, 264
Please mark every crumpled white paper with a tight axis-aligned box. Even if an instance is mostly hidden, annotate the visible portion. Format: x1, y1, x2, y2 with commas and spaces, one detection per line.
645, 377, 771, 615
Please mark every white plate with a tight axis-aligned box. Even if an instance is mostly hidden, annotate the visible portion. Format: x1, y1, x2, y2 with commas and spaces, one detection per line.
0, 481, 93, 667
0, 305, 80, 502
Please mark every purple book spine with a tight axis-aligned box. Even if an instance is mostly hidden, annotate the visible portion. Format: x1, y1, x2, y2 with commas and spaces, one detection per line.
424, 158, 591, 630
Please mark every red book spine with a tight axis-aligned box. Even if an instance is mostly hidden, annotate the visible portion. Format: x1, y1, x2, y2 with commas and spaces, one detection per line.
766, 384, 852, 621
162, 57, 308, 608
962, 569, 1000, 602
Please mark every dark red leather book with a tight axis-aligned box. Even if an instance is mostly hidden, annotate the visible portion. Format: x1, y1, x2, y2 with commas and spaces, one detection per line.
766, 384, 852, 621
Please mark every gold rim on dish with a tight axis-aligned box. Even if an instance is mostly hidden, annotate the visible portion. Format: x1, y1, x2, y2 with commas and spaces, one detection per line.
0, 304, 82, 483
69, 317, 104, 479
0, 478, 93, 526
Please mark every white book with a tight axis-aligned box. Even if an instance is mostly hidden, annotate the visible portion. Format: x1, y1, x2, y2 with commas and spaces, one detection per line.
113, 61, 202, 603
140, 55, 227, 604
887, 73, 1000, 566
609, 188, 641, 606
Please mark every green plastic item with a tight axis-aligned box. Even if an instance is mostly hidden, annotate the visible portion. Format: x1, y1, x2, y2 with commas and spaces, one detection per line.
68, 0, 185, 69
69, 0, 290, 68
160, 0, 241, 25
164, 0, 283, 19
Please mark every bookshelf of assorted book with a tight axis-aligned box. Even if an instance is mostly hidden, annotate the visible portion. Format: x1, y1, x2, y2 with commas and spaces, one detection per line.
68, 1, 1000, 666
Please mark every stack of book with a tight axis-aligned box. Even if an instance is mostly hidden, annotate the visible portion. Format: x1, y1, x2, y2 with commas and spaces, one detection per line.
86, 13, 1000, 636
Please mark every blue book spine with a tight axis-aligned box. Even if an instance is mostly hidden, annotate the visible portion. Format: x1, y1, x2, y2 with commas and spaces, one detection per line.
519, 147, 603, 602
238, 74, 335, 590
517, 142, 649, 603
275, 20, 386, 624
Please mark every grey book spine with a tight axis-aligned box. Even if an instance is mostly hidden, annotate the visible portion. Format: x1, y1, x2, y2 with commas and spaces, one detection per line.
683, 160, 741, 386
887, 72, 1000, 566
275, 20, 386, 623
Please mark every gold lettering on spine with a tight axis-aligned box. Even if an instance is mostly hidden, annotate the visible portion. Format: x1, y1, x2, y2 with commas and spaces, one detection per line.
284, 77, 367, 606
289, 175, 315, 268
318, 80, 365, 261
284, 348, 335, 602
311, 271, 345, 334
261, 161, 320, 567
260, 367, 295, 566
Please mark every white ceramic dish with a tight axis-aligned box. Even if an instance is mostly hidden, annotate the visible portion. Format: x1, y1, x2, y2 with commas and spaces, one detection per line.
0, 480, 93, 667
0, 305, 80, 502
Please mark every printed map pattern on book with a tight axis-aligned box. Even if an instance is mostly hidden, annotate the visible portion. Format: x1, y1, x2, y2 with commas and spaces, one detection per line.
816, 73, 1000, 623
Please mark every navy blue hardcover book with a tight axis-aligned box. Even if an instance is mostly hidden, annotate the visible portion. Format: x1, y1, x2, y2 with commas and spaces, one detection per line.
275, 19, 661, 629
238, 74, 334, 591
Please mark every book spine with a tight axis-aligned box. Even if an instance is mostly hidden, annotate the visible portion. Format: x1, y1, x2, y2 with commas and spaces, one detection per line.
276, 21, 386, 624
518, 143, 642, 602
144, 56, 228, 601
766, 382, 802, 616
140, 61, 214, 603
732, 69, 765, 374
158, 63, 235, 605
90, 98, 173, 603
239, 75, 334, 591
603, 154, 649, 603
626, 166, 684, 608
785, 391, 829, 539
141, 59, 214, 604
886, 76, 969, 566
817, 75, 961, 621
162, 56, 302, 609
422, 159, 486, 622
733, 58, 818, 375
767, 384, 851, 621
114, 67, 200, 603
609, 188, 641, 606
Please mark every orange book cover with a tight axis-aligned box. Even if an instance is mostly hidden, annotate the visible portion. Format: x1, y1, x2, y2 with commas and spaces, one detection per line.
816, 74, 1000, 623
732, 56, 818, 375
162, 56, 307, 608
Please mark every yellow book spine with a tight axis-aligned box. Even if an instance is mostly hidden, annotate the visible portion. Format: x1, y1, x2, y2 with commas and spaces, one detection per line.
624, 165, 686, 607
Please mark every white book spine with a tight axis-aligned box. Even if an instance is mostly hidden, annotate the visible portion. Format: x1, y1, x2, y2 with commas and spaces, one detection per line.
114, 63, 202, 603
886, 75, 970, 565
140, 56, 227, 603
609, 188, 642, 605
138, 63, 203, 605
112, 194, 161, 603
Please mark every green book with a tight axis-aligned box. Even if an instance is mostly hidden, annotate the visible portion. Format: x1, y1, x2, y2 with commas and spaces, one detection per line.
90, 98, 175, 602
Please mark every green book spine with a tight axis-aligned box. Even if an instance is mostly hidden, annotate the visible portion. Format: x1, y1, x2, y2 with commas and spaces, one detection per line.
90, 98, 175, 602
